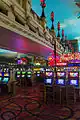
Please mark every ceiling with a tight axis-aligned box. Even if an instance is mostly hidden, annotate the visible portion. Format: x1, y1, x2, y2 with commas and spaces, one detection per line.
32, 0, 80, 50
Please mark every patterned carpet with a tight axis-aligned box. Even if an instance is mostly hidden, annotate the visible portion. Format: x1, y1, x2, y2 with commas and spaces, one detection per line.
0, 85, 80, 120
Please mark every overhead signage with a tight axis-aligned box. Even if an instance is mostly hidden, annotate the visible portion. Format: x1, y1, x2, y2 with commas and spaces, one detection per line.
68, 63, 80, 67
56, 63, 67, 66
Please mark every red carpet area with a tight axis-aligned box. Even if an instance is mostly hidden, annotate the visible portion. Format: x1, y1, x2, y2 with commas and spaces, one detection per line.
0, 84, 80, 120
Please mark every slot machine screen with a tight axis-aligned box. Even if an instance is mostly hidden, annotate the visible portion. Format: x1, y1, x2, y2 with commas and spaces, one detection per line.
2, 78, 9, 83
0, 77, 2, 81
17, 72, 20, 74
17, 75, 20, 78
27, 75, 31, 78
37, 71, 40, 73
37, 74, 40, 76
70, 80, 78, 86
22, 72, 26, 74
45, 78, 52, 84
57, 72, 65, 77
4, 73, 9, 77
56, 79, 65, 85
69, 72, 78, 78
46, 72, 53, 77
22, 75, 25, 77
0, 73, 2, 76
27, 72, 31, 74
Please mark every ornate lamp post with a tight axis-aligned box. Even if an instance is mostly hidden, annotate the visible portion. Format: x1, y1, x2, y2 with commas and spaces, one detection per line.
50, 11, 56, 82
51, 11, 54, 30
40, 0, 46, 30
62, 29, 64, 38
57, 22, 60, 37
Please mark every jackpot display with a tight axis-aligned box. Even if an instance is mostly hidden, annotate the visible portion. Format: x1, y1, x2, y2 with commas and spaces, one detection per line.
56, 72, 66, 85
68, 72, 79, 87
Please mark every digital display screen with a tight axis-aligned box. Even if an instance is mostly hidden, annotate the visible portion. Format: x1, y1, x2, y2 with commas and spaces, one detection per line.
45, 79, 52, 84
3, 78, 9, 83
37, 71, 40, 73
27, 72, 31, 74
46, 72, 53, 77
37, 74, 40, 76
69, 72, 78, 77
22, 75, 25, 77
17, 75, 20, 78
0, 77, 2, 81
4, 73, 9, 77
57, 79, 65, 85
57, 72, 65, 77
17, 72, 20, 74
27, 75, 31, 78
0, 73, 2, 76
22, 72, 26, 74
70, 80, 78, 86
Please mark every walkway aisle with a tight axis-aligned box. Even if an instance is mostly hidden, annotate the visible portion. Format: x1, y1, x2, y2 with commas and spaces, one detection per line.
0, 84, 80, 120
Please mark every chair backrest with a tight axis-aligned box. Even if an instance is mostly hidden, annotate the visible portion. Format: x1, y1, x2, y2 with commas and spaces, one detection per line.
66, 85, 76, 104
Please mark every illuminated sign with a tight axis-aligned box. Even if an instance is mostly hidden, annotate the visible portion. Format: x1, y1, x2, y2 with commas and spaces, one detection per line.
56, 63, 67, 66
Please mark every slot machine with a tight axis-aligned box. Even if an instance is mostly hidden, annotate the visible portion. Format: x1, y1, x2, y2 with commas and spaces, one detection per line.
44, 71, 53, 86
0, 68, 10, 95
20, 71, 26, 87
36, 71, 41, 77
27, 71, 32, 78
2, 67, 10, 84
26, 70, 32, 86
68, 71, 79, 87
21, 71, 26, 78
44, 70, 54, 103
2, 72, 10, 84
56, 72, 66, 86
16, 71, 21, 79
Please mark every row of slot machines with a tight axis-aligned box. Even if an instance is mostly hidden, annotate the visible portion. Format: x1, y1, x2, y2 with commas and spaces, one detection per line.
0, 71, 10, 84
0, 67, 44, 85
44, 71, 79, 87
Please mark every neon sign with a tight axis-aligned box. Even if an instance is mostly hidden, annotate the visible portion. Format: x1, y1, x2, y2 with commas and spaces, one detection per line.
56, 63, 67, 66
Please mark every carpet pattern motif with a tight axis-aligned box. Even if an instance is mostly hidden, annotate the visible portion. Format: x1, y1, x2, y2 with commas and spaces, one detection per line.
0, 85, 80, 120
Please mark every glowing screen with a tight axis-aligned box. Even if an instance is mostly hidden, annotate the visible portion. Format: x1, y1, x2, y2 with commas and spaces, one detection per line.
4, 73, 9, 77
22, 72, 26, 74
0, 77, 2, 81
46, 72, 53, 77
69, 72, 78, 77
27, 72, 31, 74
3, 78, 9, 83
37, 74, 40, 76
17, 75, 20, 77
0, 73, 2, 76
17, 72, 20, 74
46, 79, 52, 84
27, 75, 31, 78
37, 71, 40, 73
57, 72, 65, 77
57, 79, 64, 85
70, 80, 78, 85
22, 75, 25, 77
